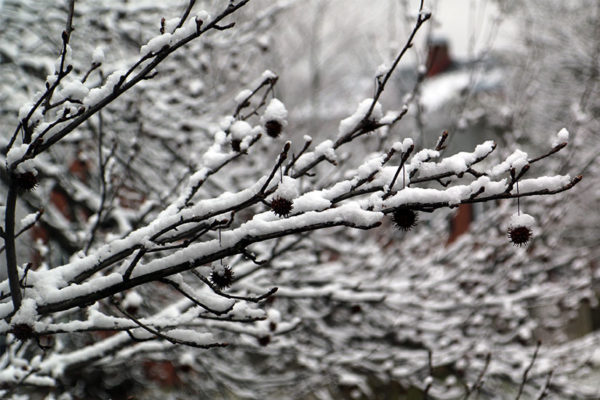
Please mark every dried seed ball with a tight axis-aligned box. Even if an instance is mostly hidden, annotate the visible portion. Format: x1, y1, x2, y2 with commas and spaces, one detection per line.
269, 321, 277, 332
392, 207, 418, 231
507, 213, 535, 247
270, 197, 293, 217
13, 171, 38, 192
11, 323, 34, 341
264, 120, 283, 138
508, 226, 532, 246
261, 99, 287, 137
210, 266, 234, 290
257, 335, 271, 346
231, 138, 242, 152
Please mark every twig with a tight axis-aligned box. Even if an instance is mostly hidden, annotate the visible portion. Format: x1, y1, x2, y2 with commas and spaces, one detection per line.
435, 130, 449, 151
536, 370, 553, 400
191, 269, 278, 303
0, 210, 43, 255
353, 0, 430, 138
528, 142, 567, 164
515, 341, 541, 400
284, 137, 312, 175
160, 278, 235, 315
84, 111, 116, 254
176, 0, 197, 30
463, 353, 491, 400
4, 185, 22, 314
387, 144, 415, 195
423, 349, 434, 398
234, 74, 278, 119
15, 0, 252, 164
123, 248, 147, 280
113, 300, 228, 349
259, 142, 290, 194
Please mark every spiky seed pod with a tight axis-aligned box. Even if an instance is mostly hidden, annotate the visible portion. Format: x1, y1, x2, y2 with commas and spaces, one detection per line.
257, 335, 271, 346
231, 138, 241, 152
13, 172, 38, 192
210, 266, 234, 290
508, 226, 532, 246
264, 120, 283, 138
392, 207, 418, 231
270, 197, 293, 217
11, 323, 34, 341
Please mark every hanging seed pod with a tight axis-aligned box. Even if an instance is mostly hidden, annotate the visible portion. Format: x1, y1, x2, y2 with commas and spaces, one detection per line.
392, 207, 418, 231
210, 266, 234, 290
507, 213, 535, 247
270, 196, 293, 217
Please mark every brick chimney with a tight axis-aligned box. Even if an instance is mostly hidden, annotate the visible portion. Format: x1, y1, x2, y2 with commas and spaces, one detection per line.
425, 37, 452, 77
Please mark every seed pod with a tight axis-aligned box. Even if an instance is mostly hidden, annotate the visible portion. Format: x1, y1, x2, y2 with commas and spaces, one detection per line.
508, 226, 532, 246
270, 197, 293, 217
392, 207, 418, 231
211, 266, 234, 290
13, 172, 38, 192
257, 335, 271, 346
11, 323, 34, 341
264, 120, 282, 138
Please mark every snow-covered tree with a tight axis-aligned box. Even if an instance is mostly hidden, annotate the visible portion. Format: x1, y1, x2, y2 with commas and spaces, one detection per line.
0, 0, 588, 399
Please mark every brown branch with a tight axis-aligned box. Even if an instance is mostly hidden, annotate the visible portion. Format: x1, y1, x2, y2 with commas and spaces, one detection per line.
4, 184, 21, 315
160, 278, 235, 315
536, 370, 553, 400
176, 0, 197, 30
361, 0, 430, 125
528, 142, 567, 164
463, 353, 491, 400
36, 218, 380, 316
234, 74, 278, 119
0, 210, 43, 255
113, 300, 228, 349
15, 0, 251, 163
515, 341, 541, 400
387, 144, 415, 195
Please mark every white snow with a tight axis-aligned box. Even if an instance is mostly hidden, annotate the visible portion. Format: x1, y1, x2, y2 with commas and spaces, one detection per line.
9, 298, 38, 326
58, 80, 89, 102
83, 69, 126, 106
552, 127, 569, 147
196, 10, 210, 23
315, 140, 336, 161
261, 98, 288, 125
140, 33, 172, 57
516, 175, 571, 193
234, 89, 252, 104
6, 143, 28, 166
509, 213, 535, 228
164, 17, 180, 34
489, 149, 529, 177
375, 63, 388, 77
92, 46, 105, 64
261, 70, 277, 80
292, 191, 332, 213
165, 329, 215, 345
338, 98, 383, 137
272, 176, 298, 200
123, 290, 143, 309
19, 212, 38, 229
293, 139, 337, 173
230, 120, 252, 140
